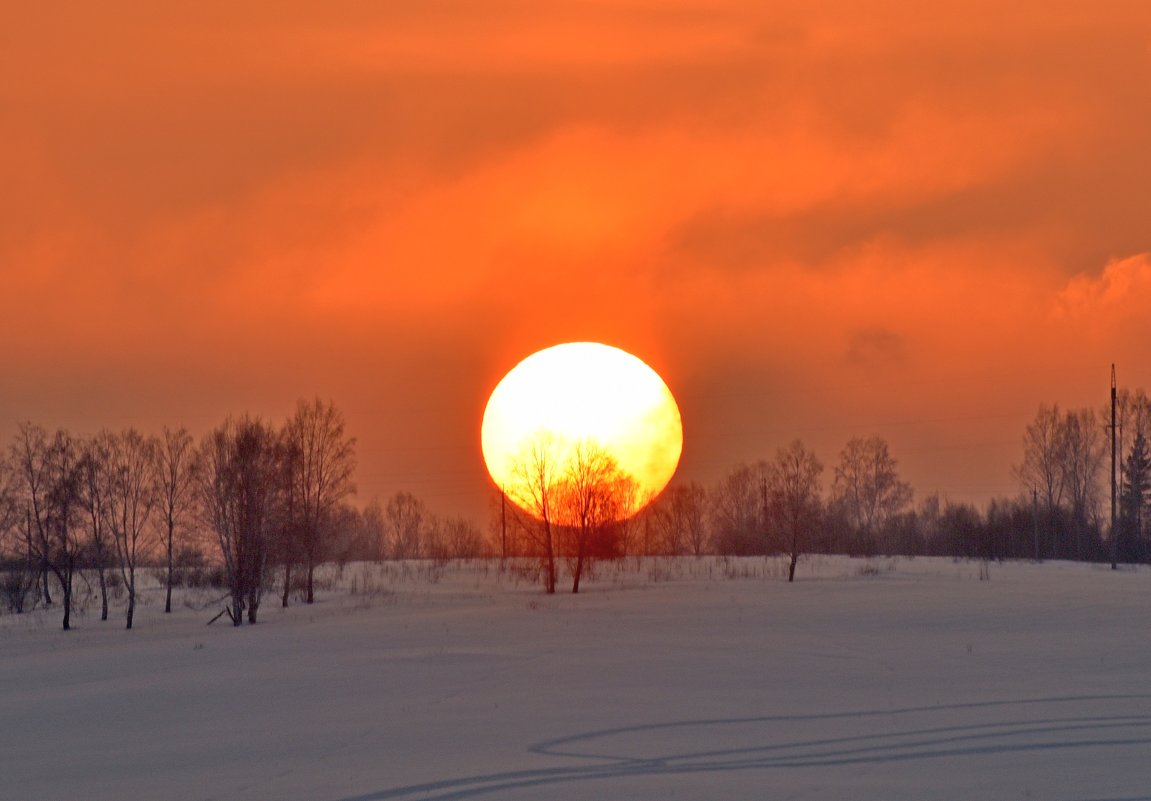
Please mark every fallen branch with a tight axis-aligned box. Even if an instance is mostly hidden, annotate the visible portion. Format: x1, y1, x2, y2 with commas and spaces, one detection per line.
206, 605, 234, 626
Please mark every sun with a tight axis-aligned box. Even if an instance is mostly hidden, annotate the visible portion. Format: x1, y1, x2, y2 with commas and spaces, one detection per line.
481, 342, 683, 518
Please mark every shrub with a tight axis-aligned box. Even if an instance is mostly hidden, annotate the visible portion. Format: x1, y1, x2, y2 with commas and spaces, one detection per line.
1, 568, 34, 614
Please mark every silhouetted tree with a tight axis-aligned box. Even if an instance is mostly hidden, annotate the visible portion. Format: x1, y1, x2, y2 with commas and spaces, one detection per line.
360, 499, 387, 561
0, 452, 35, 613
504, 434, 562, 593
385, 491, 427, 560
645, 482, 710, 555
1016, 405, 1067, 516
765, 440, 822, 582
154, 427, 195, 614
10, 424, 53, 607
710, 462, 768, 555
197, 417, 281, 625
555, 441, 637, 593
282, 398, 356, 604
426, 514, 486, 561
831, 436, 912, 554
106, 429, 158, 629
78, 432, 115, 621
1119, 432, 1150, 562
11, 426, 84, 629
985, 496, 1034, 560
1112, 389, 1151, 497
276, 435, 302, 607
935, 501, 984, 559
1016, 405, 1105, 559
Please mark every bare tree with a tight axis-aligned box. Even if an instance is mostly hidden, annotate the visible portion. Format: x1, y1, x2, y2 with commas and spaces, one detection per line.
1016, 405, 1106, 559
10, 426, 84, 629
0, 454, 15, 538
154, 427, 195, 614
710, 462, 768, 555
385, 491, 427, 560
0, 454, 16, 536
1060, 408, 1106, 559
282, 398, 357, 604
442, 515, 486, 560
647, 481, 710, 555
504, 434, 563, 594
276, 436, 302, 607
555, 441, 637, 593
197, 417, 282, 625
422, 512, 486, 562
361, 498, 386, 561
78, 432, 115, 621
831, 436, 912, 553
106, 430, 158, 629
1016, 404, 1067, 514
0, 452, 36, 613
11, 424, 54, 607
765, 440, 823, 582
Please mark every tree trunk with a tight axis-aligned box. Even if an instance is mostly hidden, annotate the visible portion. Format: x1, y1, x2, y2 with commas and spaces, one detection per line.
1072, 507, 1082, 561
282, 561, 292, 608
125, 570, 135, 630
164, 525, 174, 614
41, 562, 52, 605
544, 522, 556, 595
306, 559, 315, 605
247, 591, 259, 624
98, 567, 109, 621
231, 592, 243, 627
61, 581, 71, 630
572, 535, 587, 594
788, 551, 798, 583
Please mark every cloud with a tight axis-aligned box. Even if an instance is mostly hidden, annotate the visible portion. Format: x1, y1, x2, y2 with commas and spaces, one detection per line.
1058, 254, 1151, 317
846, 328, 906, 369
2, 0, 1150, 516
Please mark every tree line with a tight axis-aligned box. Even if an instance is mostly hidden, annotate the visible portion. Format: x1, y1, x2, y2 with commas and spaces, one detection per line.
493, 434, 909, 590
494, 436, 638, 594
495, 387, 1151, 590
0, 398, 496, 629
0, 399, 358, 629
6, 387, 1148, 617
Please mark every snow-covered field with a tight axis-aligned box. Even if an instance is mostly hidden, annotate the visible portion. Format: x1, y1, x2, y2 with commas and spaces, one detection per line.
3, 556, 1150, 801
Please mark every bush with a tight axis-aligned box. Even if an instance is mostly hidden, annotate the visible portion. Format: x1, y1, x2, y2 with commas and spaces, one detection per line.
106, 571, 125, 599
1, 568, 34, 614
180, 565, 226, 590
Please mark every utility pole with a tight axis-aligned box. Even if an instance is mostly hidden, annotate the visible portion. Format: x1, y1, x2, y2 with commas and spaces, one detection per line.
1110, 364, 1118, 570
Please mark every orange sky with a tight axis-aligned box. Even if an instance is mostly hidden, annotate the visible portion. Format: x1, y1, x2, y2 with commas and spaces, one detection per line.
3, 1, 1150, 521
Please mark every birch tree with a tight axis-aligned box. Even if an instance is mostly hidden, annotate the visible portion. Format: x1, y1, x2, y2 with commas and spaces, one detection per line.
198, 417, 281, 625
385, 491, 426, 560
832, 436, 912, 553
505, 434, 562, 594
710, 462, 768, 555
556, 441, 636, 593
282, 399, 356, 604
766, 440, 823, 582
11, 426, 84, 629
106, 430, 158, 629
154, 427, 195, 614
78, 432, 115, 621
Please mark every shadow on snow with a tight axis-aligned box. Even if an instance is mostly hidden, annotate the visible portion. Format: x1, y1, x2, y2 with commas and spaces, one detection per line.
331, 694, 1151, 801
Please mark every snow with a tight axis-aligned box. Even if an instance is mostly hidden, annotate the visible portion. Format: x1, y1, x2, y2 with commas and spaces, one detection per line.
2, 557, 1150, 800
